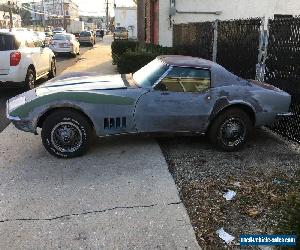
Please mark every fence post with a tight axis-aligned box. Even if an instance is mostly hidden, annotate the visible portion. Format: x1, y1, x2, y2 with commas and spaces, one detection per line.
212, 20, 218, 62
256, 17, 268, 82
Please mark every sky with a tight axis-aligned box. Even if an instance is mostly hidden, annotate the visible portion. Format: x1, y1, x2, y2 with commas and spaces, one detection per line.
76, 0, 136, 16
18, 0, 136, 16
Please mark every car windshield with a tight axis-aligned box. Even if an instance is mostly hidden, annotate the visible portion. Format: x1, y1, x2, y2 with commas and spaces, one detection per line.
53, 34, 71, 41
80, 31, 91, 37
133, 59, 169, 88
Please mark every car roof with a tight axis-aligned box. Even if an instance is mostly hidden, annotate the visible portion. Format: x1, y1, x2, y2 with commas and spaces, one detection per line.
157, 55, 219, 69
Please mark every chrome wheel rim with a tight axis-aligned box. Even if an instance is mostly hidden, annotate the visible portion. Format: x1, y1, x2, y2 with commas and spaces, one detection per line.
51, 122, 83, 153
219, 118, 246, 147
28, 73, 35, 89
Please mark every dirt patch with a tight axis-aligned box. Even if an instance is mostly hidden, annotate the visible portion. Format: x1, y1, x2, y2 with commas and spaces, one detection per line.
158, 128, 300, 249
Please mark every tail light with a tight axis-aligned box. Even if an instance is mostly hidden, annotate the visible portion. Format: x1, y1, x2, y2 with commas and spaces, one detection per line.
10, 52, 21, 66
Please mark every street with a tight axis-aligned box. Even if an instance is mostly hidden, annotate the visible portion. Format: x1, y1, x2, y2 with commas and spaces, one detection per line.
0, 44, 93, 132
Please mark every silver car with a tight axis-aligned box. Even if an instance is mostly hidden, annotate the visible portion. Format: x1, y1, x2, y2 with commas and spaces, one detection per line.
7, 55, 291, 158
49, 33, 80, 57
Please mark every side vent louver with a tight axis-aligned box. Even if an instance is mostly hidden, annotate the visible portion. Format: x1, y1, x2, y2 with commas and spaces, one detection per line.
104, 117, 127, 130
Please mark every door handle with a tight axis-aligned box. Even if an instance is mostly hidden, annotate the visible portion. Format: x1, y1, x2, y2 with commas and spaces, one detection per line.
161, 92, 169, 96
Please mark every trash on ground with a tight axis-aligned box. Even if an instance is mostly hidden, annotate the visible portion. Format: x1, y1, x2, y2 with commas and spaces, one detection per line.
216, 228, 235, 244
223, 190, 237, 201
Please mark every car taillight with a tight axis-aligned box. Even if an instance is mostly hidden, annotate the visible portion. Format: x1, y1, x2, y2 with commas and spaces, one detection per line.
10, 52, 21, 66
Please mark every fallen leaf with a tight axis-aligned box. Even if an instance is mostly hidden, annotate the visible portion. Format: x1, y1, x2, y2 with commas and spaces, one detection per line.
248, 208, 260, 217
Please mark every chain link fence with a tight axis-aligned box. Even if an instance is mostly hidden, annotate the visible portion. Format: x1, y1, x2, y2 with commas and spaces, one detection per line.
217, 19, 262, 79
173, 22, 214, 60
173, 18, 261, 79
266, 17, 300, 143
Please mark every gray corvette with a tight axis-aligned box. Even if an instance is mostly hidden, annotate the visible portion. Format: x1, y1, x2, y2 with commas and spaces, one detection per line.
7, 55, 291, 158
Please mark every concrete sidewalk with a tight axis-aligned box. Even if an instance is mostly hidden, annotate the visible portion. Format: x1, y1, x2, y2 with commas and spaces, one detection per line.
0, 36, 200, 249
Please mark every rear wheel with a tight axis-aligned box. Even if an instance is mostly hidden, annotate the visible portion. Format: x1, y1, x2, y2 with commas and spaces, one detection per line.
48, 58, 56, 79
41, 110, 93, 158
25, 68, 36, 90
208, 108, 253, 151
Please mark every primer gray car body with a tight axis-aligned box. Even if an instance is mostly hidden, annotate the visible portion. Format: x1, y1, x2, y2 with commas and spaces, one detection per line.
7, 55, 291, 137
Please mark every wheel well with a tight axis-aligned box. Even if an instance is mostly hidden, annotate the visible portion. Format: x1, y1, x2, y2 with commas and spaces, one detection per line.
28, 64, 36, 74
37, 107, 95, 130
209, 104, 256, 129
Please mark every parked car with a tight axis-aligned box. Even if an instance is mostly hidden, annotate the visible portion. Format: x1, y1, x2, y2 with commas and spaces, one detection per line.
0, 30, 56, 90
49, 33, 80, 57
33, 31, 51, 47
78, 30, 95, 46
7, 55, 291, 158
113, 27, 128, 40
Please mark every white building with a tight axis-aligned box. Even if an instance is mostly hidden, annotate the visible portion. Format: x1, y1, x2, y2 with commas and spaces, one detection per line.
25, 0, 79, 27
152, 0, 300, 46
114, 6, 137, 39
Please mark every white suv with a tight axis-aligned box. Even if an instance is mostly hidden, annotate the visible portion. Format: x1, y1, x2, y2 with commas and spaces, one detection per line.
0, 30, 56, 90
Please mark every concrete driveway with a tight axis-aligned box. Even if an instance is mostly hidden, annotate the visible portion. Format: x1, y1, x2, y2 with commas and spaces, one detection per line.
0, 126, 199, 249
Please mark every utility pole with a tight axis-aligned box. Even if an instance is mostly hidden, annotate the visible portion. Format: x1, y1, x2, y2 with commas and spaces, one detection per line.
106, 0, 109, 31
42, 0, 46, 30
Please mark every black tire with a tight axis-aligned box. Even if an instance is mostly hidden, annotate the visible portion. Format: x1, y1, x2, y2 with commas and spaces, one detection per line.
41, 110, 93, 158
48, 58, 56, 79
208, 108, 253, 151
25, 68, 36, 90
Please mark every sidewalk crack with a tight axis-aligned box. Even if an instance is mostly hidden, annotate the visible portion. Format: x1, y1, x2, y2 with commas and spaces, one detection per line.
0, 201, 183, 223
0, 204, 158, 223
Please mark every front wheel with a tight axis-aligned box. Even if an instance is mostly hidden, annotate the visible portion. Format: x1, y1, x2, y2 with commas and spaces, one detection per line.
41, 110, 93, 158
208, 108, 253, 151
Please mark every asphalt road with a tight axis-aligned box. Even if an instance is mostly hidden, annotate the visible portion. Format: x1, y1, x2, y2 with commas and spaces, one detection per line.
0, 44, 93, 132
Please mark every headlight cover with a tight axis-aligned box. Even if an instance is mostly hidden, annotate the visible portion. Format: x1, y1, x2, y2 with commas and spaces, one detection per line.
9, 96, 26, 111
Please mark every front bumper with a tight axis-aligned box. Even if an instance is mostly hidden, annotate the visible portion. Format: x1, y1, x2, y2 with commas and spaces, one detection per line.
6, 94, 37, 134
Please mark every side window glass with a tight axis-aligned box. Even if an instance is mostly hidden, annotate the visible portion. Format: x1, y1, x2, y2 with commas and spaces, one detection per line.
159, 67, 211, 93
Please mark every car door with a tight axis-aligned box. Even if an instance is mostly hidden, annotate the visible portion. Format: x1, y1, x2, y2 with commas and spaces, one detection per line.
35, 39, 49, 74
134, 67, 214, 133
25, 38, 43, 76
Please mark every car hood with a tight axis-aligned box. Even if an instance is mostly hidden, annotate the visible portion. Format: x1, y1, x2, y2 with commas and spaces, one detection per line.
38, 72, 128, 92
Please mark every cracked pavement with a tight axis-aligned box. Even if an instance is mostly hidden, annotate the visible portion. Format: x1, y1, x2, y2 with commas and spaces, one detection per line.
0, 124, 200, 249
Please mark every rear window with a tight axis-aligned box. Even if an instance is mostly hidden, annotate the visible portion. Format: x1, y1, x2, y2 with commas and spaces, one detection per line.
0, 34, 19, 51
53, 34, 71, 41
80, 31, 91, 37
